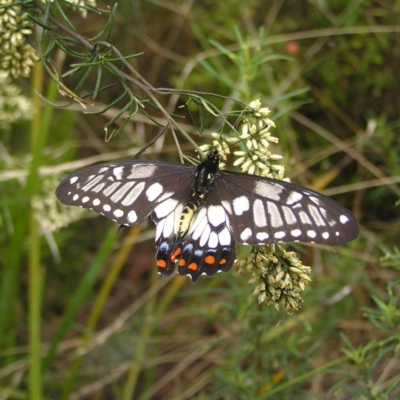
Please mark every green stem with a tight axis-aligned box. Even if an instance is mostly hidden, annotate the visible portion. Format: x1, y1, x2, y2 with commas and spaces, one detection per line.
28, 57, 44, 400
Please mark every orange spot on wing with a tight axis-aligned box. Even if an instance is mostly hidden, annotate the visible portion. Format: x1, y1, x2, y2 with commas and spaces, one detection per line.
219, 259, 227, 265
205, 255, 215, 264
157, 259, 167, 268
171, 247, 182, 262
179, 259, 186, 267
188, 262, 198, 271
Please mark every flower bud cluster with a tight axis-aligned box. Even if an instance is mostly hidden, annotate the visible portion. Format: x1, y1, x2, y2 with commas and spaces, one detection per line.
232, 99, 285, 180
236, 244, 312, 313
0, 0, 38, 78
0, 70, 33, 127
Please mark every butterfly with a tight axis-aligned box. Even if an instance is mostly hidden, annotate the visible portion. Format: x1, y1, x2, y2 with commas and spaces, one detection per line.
56, 150, 359, 282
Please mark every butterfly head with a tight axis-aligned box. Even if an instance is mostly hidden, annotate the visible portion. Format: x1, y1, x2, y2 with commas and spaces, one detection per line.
205, 150, 224, 167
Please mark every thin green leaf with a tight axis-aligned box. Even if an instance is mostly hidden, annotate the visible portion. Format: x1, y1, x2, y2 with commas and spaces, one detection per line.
93, 64, 103, 100
54, 0, 76, 31
199, 60, 235, 89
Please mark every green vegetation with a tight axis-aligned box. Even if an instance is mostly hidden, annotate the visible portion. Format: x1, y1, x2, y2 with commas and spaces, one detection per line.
0, 0, 399, 398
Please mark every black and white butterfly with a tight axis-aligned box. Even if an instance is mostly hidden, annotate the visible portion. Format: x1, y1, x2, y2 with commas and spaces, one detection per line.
56, 151, 359, 282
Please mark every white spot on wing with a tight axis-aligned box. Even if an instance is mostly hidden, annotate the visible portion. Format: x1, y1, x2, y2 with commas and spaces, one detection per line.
127, 165, 157, 179
163, 212, 175, 238
191, 210, 208, 240
291, 229, 302, 237
253, 181, 283, 201
299, 211, 312, 225
307, 230, 316, 238
322, 232, 329, 239
267, 202, 283, 227
93, 199, 100, 206
256, 232, 269, 241
103, 204, 111, 212
253, 199, 267, 227
200, 224, 211, 247
282, 206, 297, 225
113, 166, 124, 180
146, 183, 163, 201
70, 176, 78, 184
233, 196, 250, 216
73, 194, 79, 201
218, 227, 231, 245
82, 196, 89, 203
208, 205, 226, 227
154, 198, 179, 219
114, 209, 124, 218
208, 232, 218, 248
287, 191, 303, 205
127, 211, 137, 224
240, 228, 252, 241
340, 215, 349, 224
274, 231, 286, 239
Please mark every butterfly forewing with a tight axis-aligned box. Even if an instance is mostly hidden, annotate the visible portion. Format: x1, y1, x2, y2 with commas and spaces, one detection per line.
56, 160, 196, 227
214, 170, 359, 246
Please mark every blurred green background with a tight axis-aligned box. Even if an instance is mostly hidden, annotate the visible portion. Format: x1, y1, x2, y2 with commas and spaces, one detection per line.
1, 0, 400, 399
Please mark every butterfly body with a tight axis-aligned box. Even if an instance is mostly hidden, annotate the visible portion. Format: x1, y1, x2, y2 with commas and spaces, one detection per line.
56, 151, 359, 282
177, 151, 222, 233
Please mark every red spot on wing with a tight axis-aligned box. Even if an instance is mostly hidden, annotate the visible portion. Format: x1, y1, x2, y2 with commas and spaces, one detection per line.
219, 259, 227, 265
179, 259, 186, 267
157, 259, 167, 268
205, 255, 215, 264
188, 262, 198, 271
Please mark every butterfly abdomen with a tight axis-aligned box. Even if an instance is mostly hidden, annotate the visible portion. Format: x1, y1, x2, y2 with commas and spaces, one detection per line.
177, 194, 205, 236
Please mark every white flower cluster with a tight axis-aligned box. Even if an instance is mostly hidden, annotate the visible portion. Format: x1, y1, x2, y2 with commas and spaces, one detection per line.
0, 71, 34, 128
233, 99, 286, 180
0, 0, 39, 78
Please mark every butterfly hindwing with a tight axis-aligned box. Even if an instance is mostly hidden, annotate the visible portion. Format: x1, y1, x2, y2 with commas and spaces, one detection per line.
152, 197, 236, 281
175, 206, 236, 281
